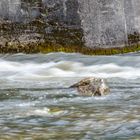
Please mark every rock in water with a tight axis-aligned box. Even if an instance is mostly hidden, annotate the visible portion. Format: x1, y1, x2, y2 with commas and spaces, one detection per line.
70, 77, 110, 96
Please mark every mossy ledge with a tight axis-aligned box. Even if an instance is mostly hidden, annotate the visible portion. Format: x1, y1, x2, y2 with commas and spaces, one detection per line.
0, 40, 140, 55
38, 43, 140, 55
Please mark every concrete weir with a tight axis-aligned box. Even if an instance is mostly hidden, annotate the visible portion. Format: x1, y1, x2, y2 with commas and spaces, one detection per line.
0, 0, 140, 54
78, 0, 140, 47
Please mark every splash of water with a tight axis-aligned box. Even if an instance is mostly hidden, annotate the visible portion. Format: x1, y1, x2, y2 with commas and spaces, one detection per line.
0, 54, 140, 81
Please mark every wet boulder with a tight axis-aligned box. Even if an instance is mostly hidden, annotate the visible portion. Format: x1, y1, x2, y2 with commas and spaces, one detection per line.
70, 77, 110, 96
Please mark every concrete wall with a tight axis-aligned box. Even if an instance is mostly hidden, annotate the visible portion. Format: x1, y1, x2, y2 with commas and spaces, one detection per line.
0, 0, 140, 48
0, 0, 21, 21
78, 0, 140, 47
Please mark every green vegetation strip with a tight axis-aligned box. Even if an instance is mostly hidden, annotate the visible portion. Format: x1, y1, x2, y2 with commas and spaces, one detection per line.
0, 41, 140, 55
38, 42, 140, 55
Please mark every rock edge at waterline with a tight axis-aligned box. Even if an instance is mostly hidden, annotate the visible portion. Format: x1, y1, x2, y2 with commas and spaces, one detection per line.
0, 39, 140, 55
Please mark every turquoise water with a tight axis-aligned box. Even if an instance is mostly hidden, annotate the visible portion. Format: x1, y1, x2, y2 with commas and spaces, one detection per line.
0, 53, 140, 140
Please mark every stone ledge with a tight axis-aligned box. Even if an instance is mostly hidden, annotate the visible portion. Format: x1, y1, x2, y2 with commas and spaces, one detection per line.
0, 39, 140, 55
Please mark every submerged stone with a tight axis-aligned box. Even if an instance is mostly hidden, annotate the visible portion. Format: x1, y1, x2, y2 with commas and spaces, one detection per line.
70, 77, 110, 96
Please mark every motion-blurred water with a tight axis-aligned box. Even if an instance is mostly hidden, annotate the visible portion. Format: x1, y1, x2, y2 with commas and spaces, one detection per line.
0, 53, 140, 140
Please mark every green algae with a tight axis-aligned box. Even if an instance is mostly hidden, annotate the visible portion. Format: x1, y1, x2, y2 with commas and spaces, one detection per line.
0, 40, 140, 55
38, 41, 140, 55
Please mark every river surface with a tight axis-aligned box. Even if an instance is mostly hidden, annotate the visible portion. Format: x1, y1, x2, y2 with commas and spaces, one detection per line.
0, 53, 140, 140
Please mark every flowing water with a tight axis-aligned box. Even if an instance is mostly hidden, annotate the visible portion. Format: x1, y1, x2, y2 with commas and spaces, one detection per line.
0, 53, 140, 140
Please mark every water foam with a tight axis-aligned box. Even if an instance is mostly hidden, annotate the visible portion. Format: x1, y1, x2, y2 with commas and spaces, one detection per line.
26, 107, 67, 117
0, 58, 140, 81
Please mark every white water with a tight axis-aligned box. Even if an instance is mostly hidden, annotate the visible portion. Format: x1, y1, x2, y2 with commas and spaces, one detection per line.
0, 53, 140, 140
0, 53, 140, 82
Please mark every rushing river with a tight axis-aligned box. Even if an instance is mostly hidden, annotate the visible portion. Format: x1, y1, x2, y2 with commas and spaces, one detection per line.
0, 53, 140, 140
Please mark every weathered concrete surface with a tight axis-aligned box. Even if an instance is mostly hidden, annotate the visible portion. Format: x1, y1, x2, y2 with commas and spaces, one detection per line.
0, 0, 139, 50
0, 0, 83, 50
78, 0, 140, 48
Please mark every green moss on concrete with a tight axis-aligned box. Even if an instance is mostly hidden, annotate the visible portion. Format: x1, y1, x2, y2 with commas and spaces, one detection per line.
0, 40, 140, 55
38, 42, 140, 55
